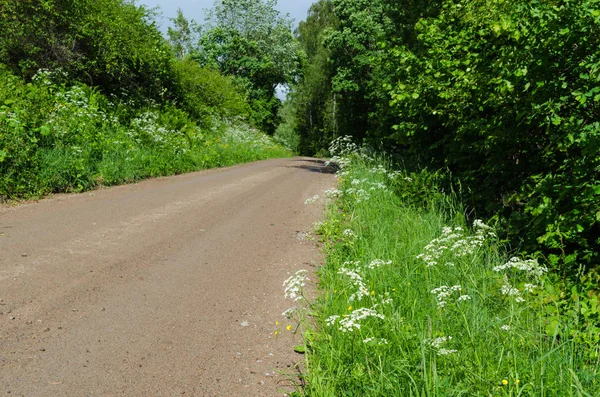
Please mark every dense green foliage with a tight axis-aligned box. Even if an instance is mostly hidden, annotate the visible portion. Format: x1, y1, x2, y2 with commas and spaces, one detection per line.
293, 0, 338, 155
0, 0, 292, 200
0, 0, 174, 102
292, 145, 599, 395
167, 0, 303, 134
0, 67, 289, 199
290, 0, 600, 276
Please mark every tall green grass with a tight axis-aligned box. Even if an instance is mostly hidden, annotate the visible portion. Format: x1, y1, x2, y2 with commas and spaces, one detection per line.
294, 140, 599, 396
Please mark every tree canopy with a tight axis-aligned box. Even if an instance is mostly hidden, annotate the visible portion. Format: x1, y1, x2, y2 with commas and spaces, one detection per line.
191, 0, 303, 133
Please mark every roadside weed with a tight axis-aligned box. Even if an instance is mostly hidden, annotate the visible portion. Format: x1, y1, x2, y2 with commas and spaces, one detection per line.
291, 137, 599, 396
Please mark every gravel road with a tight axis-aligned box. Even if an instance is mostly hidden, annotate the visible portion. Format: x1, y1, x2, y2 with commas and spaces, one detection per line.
0, 157, 336, 396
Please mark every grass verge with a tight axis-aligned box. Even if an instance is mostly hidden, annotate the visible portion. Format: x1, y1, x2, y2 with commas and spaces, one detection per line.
290, 139, 599, 396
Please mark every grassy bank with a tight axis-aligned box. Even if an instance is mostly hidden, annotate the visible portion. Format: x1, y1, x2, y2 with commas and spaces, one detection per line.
0, 69, 291, 200
288, 138, 599, 396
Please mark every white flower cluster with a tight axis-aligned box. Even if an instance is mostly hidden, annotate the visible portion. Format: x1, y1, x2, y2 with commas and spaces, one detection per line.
368, 165, 407, 183
326, 307, 385, 333
47, 86, 119, 141
430, 285, 470, 309
282, 307, 298, 319
416, 220, 496, 267
363, 337, 389, 345
369, 182, 388, 192
283, 270, 309, 302
224, 123, 279, 150
313, 221, 325, 230
493, 257, 548, 278
493, 257, 547, 303
304, 195, 320, 205
343, 178, 389, 202
500, 280, 527, 303
326, 136, 359, 172
32, 68, 68, 86
343, 229, 357, 239
370, 165, 388, 175
324, 188, 343, 198
130, 111, 183, 147
338, 267, 369, 302
367, 259, 393, 269
328, 135, 359, 159
344, 187, 371, 202
425, 336, 458, 356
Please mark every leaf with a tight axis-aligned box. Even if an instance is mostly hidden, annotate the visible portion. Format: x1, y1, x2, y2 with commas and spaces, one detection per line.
40, 125, 51, 136
545, 317, 561, 336
293, 345, 306, 354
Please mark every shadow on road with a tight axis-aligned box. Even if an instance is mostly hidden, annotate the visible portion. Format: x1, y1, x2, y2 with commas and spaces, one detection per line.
286, 158, 337, 174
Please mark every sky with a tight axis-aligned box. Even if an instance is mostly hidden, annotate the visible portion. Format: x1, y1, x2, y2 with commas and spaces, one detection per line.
137, 0, 315, 31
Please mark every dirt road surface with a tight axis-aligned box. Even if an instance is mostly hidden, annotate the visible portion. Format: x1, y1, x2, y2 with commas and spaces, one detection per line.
0, 157, 336, 396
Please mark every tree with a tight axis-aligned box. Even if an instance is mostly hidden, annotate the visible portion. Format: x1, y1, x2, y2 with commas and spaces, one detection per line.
293, 0, 338, 154
0, 0, 175, 102
168, 9, 199, 60
194, 0, 303, 133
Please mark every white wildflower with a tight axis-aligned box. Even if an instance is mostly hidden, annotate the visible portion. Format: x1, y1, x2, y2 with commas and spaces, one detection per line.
304, 195, 320, 205
500, 280, 526, 303
338, 307, 385, 333
367, 259, 393, 269
493, 257, 548, 278
369, 182, 388, 191
343, 229, 357, 239
338, 267, 369, 301
431, 285, 463, 309
428, 336, 452, 349
500, 282, 520, 296
282, 307, 298, 319
324, 188, 342, 198
283, 270, 309, 301
501, 325, 511, 331
416, 221, 494, 267
325, 315, 340, 327
425, 336, 458, 356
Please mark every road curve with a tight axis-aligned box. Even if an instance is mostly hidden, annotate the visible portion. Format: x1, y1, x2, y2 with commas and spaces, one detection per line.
0, 157, 336, 396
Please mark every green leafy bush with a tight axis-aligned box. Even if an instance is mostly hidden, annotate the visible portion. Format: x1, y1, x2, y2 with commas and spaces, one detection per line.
0, 66, 290, 200
293, 0, 600, 274
173, 59, 251, 125
0, 0, 175, 102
